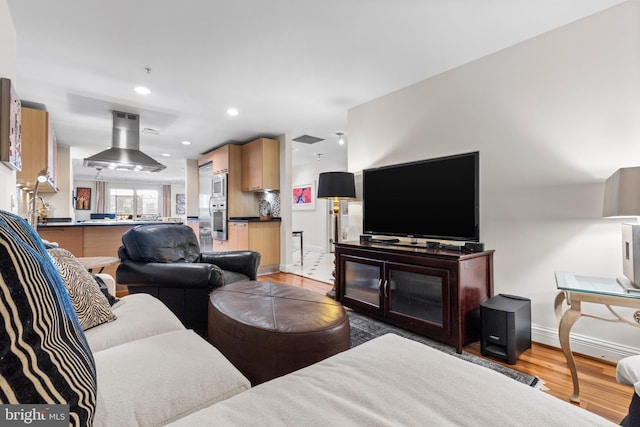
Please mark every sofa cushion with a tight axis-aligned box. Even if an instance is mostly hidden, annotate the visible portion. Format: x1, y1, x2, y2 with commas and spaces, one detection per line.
92, 329, 250, 427
84, 293, 185, 352
0, 211, 97, 427
166, 333, 615, 427
48, 247, 116, 330
0, 209, 50, 258
617, 355, 640, 395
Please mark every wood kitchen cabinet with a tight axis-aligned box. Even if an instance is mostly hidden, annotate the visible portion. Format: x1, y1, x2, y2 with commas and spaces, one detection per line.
225, 220, 280, 272
17, 107, 58, 192
211, 145, 229, 175
198, 144, 229, 175
241, 137, 279, 191
226, 222, 249, 251
247, 221, 280, 268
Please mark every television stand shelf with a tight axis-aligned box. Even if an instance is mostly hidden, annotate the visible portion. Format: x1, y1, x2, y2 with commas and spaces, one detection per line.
334, 241, 494, 353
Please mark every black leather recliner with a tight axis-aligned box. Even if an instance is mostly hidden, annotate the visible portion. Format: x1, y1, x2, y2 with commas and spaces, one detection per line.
116, 223, 261, 335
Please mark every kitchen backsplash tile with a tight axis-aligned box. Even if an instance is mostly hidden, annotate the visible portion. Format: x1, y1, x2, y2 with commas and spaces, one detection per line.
259, 191, 280, 217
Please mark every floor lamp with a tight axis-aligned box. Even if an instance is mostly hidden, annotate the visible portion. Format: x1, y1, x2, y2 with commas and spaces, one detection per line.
317, 171, 356, 299
29, 169, 50, 229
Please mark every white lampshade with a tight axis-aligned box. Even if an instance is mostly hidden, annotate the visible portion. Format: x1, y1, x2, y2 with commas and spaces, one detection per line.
603, 167, 640, 217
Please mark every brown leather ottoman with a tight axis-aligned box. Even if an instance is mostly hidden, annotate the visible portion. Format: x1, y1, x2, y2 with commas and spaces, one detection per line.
208, 280, 350, 385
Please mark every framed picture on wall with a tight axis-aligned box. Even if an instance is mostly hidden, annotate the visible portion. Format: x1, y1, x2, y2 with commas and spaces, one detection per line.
76, 187, 91, 210
0, 78, 22, 171
176, 193, 185, 214
292, 182, 315, 210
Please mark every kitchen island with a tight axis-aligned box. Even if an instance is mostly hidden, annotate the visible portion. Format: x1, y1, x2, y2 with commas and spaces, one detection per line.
37, 220, 183, 281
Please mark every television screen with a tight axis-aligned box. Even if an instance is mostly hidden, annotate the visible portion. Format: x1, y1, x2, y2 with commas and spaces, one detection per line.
362, 151, 479, 242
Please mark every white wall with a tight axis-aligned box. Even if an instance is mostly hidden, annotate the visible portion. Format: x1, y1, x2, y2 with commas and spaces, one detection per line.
292, 150, 348, 254
170, 183, 186, 218
42, 145, 72, 218
279, 134, 293, 272
0, 0, 17, 212
185, 159, 198, 217
348, 1, 640, 361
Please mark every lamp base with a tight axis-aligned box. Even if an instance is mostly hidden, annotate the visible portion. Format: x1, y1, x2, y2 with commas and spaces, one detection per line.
325, 259, 337, 300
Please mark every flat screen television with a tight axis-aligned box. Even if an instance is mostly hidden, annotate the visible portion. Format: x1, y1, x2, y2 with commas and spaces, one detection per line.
362, 151, 479, 242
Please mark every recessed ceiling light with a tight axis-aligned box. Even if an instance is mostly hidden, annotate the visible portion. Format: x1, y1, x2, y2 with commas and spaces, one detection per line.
134, 86, 151, 95
226, 108, 239, 116
181, 140, 191, 145
161, 153, 170, 157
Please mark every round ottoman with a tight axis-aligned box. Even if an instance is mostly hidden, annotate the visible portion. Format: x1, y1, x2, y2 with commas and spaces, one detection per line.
208, 280, 350, 385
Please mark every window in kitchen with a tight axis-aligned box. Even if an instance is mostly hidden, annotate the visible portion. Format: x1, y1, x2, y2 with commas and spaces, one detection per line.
109, 187, 160, 219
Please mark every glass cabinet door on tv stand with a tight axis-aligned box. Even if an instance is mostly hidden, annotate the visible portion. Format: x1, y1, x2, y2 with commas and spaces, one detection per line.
342, 256, 451, 342
336, 241, 494, 353
386, 263, 450, 336
342, 256, 383, 310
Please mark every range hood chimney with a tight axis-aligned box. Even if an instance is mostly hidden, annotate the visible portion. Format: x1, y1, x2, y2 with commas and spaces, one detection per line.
83, 111, 166, 172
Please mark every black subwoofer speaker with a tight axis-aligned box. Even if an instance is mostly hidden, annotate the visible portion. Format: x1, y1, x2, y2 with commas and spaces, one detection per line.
480, 294, 531, 365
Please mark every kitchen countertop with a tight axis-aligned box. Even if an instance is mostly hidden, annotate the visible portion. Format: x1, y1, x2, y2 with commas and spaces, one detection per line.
38, 220, 184, 227
228, 217, 281, 223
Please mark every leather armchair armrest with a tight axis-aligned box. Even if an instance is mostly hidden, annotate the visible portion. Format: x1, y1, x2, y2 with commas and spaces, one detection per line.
198, 250, 261, 280
95, 273, 116, 295
117, 262, 220, 289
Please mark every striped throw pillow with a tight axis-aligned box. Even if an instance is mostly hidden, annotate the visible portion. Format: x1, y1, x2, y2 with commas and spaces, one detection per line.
48, 247, 116, 330
0, 211, 96, 427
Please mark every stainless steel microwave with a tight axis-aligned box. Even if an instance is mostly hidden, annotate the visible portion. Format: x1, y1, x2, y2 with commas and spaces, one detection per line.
212, 173, 227, 199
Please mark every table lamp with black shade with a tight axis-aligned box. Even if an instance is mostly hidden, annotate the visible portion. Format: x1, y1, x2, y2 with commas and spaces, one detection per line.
317, 171, 356, 298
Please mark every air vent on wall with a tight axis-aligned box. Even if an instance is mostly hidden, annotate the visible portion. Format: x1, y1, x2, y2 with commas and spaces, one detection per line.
142, 127, 161, 135
293, 135, 325, 144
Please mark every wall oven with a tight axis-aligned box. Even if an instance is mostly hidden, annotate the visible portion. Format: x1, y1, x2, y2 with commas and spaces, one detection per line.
211, 198, 227, 240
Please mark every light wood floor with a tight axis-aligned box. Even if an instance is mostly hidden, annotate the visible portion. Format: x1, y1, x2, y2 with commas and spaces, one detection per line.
261, 271, 633, 424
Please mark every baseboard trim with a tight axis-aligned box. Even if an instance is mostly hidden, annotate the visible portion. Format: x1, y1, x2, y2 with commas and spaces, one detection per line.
532, 324, 640, 363
257, 264, 279, 275
278, 263, 295, 273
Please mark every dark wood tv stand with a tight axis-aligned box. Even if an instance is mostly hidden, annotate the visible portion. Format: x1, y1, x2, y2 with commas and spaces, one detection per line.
334, 241, 494, 353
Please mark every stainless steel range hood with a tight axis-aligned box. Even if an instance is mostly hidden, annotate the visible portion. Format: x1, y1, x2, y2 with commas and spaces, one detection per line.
83, 111, 166, 172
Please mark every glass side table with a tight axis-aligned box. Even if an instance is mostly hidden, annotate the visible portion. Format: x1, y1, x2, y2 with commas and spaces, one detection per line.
554, 271, 640, 403
77, 256, 120, 273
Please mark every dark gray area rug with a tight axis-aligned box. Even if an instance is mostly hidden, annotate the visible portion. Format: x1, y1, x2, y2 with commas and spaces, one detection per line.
347, 309, 540, 388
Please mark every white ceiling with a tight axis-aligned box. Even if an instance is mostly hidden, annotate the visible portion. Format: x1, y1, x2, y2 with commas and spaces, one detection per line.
6, 0, 624, 183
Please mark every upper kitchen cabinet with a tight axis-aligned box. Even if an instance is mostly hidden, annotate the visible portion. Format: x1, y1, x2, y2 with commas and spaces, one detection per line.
241, 137, 279, 191
211, 145, 229, 175
17, 107, 58, 192
197, 144, 228, 174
